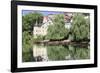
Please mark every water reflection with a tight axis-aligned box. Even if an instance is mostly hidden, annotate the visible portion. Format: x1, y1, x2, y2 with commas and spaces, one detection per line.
22, 44, 90, 62
33, 45, 48, 61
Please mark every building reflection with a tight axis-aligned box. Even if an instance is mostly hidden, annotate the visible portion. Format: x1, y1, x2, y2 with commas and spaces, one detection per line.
33, 45, 48, 62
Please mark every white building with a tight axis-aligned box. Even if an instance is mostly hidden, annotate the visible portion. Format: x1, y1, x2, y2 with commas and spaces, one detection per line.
64, 12, 73, 29
33, 14, 54, 38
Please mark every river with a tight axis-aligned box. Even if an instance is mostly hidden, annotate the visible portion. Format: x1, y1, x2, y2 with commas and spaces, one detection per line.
22, 44, 90, 62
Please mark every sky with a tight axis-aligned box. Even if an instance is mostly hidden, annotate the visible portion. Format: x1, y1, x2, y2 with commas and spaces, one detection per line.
22, 10, 63, 16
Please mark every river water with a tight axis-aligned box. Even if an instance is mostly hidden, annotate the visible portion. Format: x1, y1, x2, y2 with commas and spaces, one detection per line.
22, 44, 90, 62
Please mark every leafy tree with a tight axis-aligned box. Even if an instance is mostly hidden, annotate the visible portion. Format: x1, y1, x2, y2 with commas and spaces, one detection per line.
22, 12, 43, 33
46, 14, 69, 40
22, 12, 43, 49
71, 13, 90, 41
22, 31, 32, 52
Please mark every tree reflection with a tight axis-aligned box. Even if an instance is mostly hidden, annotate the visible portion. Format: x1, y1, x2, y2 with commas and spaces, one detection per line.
22, 44, 90, 62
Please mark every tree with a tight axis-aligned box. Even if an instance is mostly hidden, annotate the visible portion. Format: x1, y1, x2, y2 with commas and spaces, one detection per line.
46, 14, 69, 40
22, 12, 43, 33
22, 31, 32, 52
71, 13, 90, 41
22, 12, 43, 62
22, 12, 43, 49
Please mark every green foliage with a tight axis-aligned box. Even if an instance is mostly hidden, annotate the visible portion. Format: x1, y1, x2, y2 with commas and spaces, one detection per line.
46, 14, 69, 40
22, 48, 35, 62
47, 45, 69, 60
47, 45, 90, 61
22, 31, 32, 52
22, 12, 43, 32
68, 45, 90, 59
74, 47, 90, 59
22, 12, 43, 49
22, 12, 43, 62
22, 12, 90, 62
22, 31, 34, 62
71, 13, 90, 41
33, 35, 45, 42
86, 17, 90, 39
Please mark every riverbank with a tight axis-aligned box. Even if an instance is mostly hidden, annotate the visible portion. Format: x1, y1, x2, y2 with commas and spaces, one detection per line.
33, 39, 89, 46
